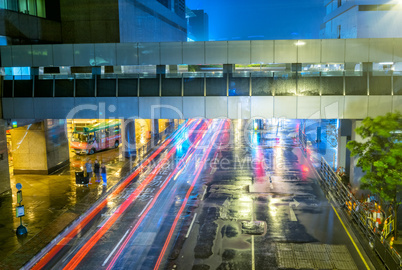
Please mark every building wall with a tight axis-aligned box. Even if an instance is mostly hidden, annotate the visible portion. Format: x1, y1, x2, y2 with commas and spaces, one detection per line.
0, 9, 62, 44
118, 0, 187, 43
60, 0, 120, 43
10, 120, 69, 174
10, 122, 48, 174
357, 10, 402, 38
321, 1, 402, 38
189, 10, 209, 41
44, 119, 69, 174
0, 120, 10, 194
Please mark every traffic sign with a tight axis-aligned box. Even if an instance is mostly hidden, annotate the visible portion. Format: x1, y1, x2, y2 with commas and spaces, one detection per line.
16, 183, 22, 190
16, 205, 25, 218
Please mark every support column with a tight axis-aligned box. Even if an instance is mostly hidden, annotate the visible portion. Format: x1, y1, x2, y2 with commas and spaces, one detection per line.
151, 119, 159, 140
0, 120, 10, 194
338, 119, 352, 176
349, 120, 365, 189
122, 119, 136, 158
11, 120, 69, 175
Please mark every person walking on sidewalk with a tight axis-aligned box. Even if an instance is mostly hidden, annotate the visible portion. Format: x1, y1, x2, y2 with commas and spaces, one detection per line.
101, 163, 107, 186
85, 159, 93, 184
94, 159, 100, 183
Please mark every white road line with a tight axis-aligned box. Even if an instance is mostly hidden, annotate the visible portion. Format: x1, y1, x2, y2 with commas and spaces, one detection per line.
138, 199, 153, 217
251, 235, 255, 270
185, 213, 197, 238
289, 206, 297, 221
102, 229, 130, 266
201, 188, 207, 200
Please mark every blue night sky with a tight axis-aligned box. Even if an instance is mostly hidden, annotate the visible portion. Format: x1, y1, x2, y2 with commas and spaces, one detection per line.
186, 0, 325, 40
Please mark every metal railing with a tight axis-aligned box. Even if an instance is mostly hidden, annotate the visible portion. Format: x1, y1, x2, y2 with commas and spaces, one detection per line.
318, 157, 402, 270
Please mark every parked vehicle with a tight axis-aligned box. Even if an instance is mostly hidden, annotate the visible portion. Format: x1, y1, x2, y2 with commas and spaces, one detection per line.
70, 120, 121, 155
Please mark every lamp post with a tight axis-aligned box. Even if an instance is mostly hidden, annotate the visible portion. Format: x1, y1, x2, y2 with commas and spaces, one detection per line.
15, 183, 27, 236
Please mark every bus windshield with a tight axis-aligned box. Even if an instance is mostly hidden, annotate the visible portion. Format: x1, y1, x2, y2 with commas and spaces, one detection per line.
71, 132, 88, 142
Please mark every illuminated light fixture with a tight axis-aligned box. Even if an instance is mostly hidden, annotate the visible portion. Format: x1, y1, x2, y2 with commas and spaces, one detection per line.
295, 41, 306, 46
379, 62, 394, 65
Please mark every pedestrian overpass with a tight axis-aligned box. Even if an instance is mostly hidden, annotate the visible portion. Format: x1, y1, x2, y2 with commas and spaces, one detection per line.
1, 38, 401, 119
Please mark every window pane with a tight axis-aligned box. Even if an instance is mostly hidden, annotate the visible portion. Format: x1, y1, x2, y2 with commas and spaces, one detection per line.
36, 0, 45, 17
76, 78, 95, 97
229, 76, 249, 96
18, 0, 27, 13
321, 76, 343, 95
206, 76, 227, 96
34, 76, 53, 97
345, 76, 367, 95
55, 79, 74, 97
162, 76, 181, 96
298, 76, 320, 96
97, 78, 116, 97
273, 72, 296, 96
3, 80, 13, 97
393, 76, 402, 95
7, 0, 18, 11
369, 75, 391, 95
252, 77, 272, 96
14, 80, 32, 97
184, 77, 204, 96
118, 79, 137, 97
27, 0, 36, 15
140, 78, 159, 96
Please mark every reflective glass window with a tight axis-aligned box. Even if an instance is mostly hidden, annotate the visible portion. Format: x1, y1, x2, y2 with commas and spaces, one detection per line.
206, 75, 227, 96
162, 76, 181, 96
183, 76, 204, 96
251, 76, 272, 96
55, 79, 74, 97
345, 63, 367, 95
97, 77, 116, 97
118, 78, 138, 97
14, 80, 32, 97
76, 76, 95, 97
393, 62, 402, 95
3, 80, 13, 97
272, 72, 296, 96
34, 76, 53, 97
139, 77, 159, 97
229, 76, 249, 96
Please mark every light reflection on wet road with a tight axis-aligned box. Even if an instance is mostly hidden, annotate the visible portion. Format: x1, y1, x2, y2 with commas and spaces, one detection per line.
31, 119, 371, 270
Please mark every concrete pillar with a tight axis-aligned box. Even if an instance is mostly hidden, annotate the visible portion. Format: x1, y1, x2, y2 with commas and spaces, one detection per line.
338, 119, 352, 176
0, 120, 10, 194
10, 120, 69, 175
151, 119, 159, 138
122, 119, 136, 158
349, 120, 366, 189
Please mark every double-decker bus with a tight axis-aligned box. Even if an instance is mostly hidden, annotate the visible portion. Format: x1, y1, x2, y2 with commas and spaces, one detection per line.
70, 120, 121, 155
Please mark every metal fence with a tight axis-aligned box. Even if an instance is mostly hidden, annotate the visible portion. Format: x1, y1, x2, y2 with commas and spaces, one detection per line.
318, 157, 402, 270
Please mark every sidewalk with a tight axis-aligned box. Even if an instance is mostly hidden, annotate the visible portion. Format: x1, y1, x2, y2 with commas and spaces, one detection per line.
302, 120, 402, 262
0, 126, 175, 270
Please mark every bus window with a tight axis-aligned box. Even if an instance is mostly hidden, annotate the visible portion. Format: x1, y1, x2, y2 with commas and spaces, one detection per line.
72, 132, 87, 142
88, 132, 95, 143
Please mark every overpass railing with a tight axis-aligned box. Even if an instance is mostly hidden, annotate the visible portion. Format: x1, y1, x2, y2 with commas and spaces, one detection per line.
318, 157, 402, 269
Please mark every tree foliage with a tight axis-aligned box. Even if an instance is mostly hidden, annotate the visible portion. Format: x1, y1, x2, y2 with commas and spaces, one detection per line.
346, 112, 402, 204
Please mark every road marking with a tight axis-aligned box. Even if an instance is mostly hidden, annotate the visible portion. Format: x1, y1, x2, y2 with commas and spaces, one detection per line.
289, 207, 297, 221
185, 213, 197, 238
331, 204, 370, 270
289, 199, 299, 222
251, 235, 255, 270
102, 229, 130, 266
201, 188, 207, 200
138, 199, 153, 217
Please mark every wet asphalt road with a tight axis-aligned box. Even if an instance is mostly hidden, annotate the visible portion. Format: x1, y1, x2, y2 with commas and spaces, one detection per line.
33, 119, 370, 270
